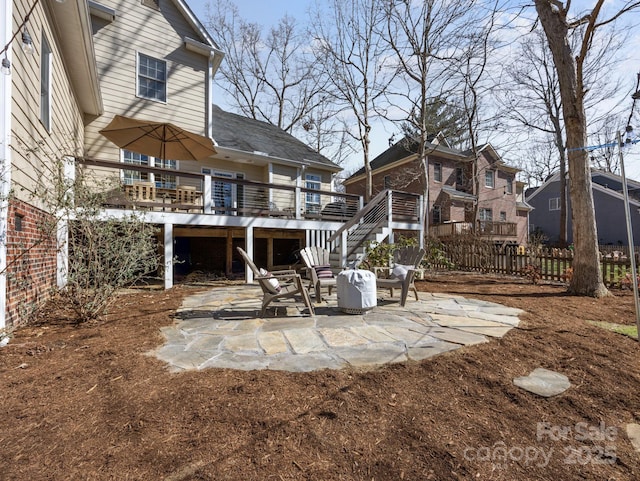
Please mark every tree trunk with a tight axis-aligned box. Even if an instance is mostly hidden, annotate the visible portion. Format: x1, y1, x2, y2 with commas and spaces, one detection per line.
535, 1, 608, 297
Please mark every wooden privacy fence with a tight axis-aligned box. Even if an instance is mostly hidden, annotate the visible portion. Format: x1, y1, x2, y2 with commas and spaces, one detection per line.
431, 244, 640, 286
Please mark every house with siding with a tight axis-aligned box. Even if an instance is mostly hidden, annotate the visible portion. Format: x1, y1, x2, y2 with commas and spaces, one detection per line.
1, 0, 423, 327
527, 169, 640, 246
343, 137, 531, 245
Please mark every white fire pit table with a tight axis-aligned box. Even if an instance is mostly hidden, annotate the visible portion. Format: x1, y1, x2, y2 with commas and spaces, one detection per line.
336, 269, 377, 314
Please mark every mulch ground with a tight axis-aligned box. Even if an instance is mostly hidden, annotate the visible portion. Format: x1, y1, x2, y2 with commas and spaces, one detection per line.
1, 273, 639, 480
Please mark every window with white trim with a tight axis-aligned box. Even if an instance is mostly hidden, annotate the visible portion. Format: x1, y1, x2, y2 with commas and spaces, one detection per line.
154, 158, 177, 189
506, 178, 513, 194
122, 151, 176, 188
123, 151, 150, 184
479, 208, 493, 221
549, 197, 560, 211
305, 173, 322, 213
40, 33, 52, 131
485, 170, 495, 188
137, 53, 166, 102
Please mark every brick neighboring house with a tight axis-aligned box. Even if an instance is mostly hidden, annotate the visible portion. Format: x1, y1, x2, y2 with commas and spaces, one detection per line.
343, 136, 531, 245
527, 169, 640, 246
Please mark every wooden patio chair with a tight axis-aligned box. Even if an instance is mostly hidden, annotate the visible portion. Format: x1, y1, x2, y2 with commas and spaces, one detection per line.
299, 246, 337, 301
132, 181, 156, 201
375, 245, 426, 307
236, 247, 315, 317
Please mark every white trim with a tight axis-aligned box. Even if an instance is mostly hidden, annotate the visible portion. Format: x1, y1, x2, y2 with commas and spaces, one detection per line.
135, 51, 168, 104
184, 37, 214, 56
40, 32, 53, 133
0, 0, 11, 330
164, 223, 173, 289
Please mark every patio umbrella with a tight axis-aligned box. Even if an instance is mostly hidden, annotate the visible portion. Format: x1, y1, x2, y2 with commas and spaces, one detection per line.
99, 115, 217, 161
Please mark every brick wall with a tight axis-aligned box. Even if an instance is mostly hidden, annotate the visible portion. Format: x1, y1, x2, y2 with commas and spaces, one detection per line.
5, 198, 58, 327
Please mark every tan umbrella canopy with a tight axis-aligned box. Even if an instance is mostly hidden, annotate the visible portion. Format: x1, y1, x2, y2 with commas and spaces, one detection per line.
99, 115, 217, 161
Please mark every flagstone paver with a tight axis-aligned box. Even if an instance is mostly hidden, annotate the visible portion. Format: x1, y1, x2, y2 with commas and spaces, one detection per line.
150, 285, 523, 372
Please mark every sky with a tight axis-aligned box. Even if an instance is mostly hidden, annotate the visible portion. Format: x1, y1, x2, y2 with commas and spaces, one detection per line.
185, 0, 640, 181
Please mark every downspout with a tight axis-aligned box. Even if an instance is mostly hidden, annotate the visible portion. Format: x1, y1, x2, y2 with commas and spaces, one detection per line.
0, 0, 13, 330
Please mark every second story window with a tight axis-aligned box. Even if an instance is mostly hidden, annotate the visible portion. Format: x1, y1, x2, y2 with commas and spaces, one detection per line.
485, 170, 495, 188
549, 197, 560, 211
137, 53, 166, 102
506, 177, 513, 194
434, 163, 442, 182
500, 211, 507, 222
456, 168, 465, 188
384, 175, 391, 189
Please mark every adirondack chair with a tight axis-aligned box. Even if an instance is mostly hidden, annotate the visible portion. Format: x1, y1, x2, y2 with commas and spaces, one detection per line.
236, 247, 314, 317
299, 246, 337, 301
376, 245, 426, 307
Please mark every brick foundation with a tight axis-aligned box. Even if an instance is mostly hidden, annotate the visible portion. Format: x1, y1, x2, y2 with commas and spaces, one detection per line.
5, 198, 58, 327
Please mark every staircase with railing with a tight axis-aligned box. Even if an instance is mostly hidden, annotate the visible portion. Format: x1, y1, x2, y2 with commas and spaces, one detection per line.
327, 190, 424, 267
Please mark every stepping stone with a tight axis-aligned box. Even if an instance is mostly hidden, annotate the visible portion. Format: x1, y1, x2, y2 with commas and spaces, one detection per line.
513, 368, 571, 397
626, 424, 640, 452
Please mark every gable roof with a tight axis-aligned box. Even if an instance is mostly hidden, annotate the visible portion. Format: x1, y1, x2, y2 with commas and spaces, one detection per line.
169, 0, 219, 49
526, 169, 640, 203
345, 135, 465, 180
345, 136, 518, 182
211, 105, 341, 172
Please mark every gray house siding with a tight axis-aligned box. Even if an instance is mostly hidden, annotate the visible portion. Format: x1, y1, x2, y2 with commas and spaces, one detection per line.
528, 178, 640, 246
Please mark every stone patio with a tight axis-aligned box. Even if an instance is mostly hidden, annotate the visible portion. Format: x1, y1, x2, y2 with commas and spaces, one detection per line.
149, 285, 524, 372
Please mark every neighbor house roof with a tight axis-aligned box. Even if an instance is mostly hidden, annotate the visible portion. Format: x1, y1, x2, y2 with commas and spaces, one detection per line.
441, 185, 476, 203
345, 135, 465, 182
211, 105, 341, 172
344, 137, 518, 184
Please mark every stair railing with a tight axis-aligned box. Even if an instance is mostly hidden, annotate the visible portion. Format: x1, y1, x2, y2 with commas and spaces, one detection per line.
328, 189, 391, 267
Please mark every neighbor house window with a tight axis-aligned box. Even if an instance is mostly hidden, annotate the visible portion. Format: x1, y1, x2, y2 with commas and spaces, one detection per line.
40, 33, 52, 131
506, 178, 513, 194
549, 197, 560, 211
485, 170, 495, 188
500, 211, 507, 222
305, 173, 321, 213
137, 53, 166, 102
434, 163, 442, 182
456, 167, 466, 190
479, 208, 493, 221
433, 205, 442, 224
384, 175, 391, 189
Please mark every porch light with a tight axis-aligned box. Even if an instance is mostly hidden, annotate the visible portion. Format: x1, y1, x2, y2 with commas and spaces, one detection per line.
1, 56, 10, 75
21, 28, 34, 55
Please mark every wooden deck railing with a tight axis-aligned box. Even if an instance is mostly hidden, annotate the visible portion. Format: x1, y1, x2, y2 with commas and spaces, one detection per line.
429, 220, 517, 238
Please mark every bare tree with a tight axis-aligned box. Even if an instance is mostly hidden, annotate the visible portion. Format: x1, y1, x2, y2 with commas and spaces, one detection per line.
533, 0, 640, 297
588, 114, 623, 173
384, 0, 480, 232
384, 0, 501, 232
502, 24, 626, 246
310, 0, 394, 201
205, 0, 324, 133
